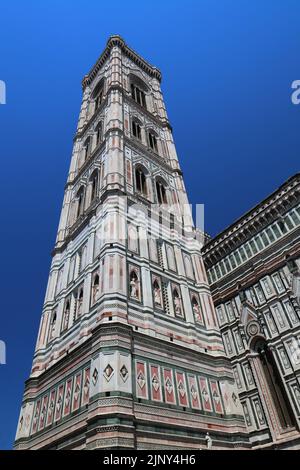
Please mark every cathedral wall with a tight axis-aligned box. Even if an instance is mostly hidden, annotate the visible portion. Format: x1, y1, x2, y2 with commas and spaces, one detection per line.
203, 174, 300, 448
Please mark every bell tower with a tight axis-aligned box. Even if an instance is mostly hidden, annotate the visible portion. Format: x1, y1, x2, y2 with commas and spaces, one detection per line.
15, 36, 249, 450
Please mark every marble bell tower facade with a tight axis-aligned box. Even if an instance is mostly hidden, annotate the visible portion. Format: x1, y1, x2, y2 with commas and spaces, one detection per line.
15, 36, 249, 450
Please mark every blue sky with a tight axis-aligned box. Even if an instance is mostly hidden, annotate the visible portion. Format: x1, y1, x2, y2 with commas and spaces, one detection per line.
0, 0, 299, 449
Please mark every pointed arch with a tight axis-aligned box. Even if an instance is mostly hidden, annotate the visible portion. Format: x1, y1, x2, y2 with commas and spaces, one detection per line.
148, 237, 158, 262
76, 287, 84, 319
83, 136, 92, 162
166, 244, 176, 271
91, 77, 105, 112
191, 294, 203, 324
240, 302, 258, 327
91, 272, 100, 305
95, 120, 103, 146
183, 253, 194, 279
155, 176, 168, 205
128, 224, 139, 253
147, 128, 158, 153
152, 276, 163, 308
76, 186, 85, 219
89, 169, 99, 203
131, 117, 142, 140
48, 310, 57, 342
62, 299, 70, 332
135, 164, 148, 198
129, 73, 148, 109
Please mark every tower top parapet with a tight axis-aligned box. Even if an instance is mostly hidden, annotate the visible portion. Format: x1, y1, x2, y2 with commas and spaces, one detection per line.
82, 35, 162, 90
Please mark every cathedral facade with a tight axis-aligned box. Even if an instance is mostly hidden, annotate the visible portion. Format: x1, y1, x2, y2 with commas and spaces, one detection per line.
14, 36, 249, 450
202, 174, 300, 449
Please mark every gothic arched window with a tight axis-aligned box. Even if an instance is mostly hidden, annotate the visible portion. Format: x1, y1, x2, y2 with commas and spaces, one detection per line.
148, 130, 158, 153
48, 311, 57, 342
92, 273, 100, 305
156, 179, 167, 205
132, 119, 142, 140
62, 300, 70, 332
149, 237, 158, 262
130, 74, 148, 109
166, 244, 176, 271
135, 166, 147, 198
76, 186, 85, 219
76, 288, 83, 319
95, 121, 103, 146
83, 137, 91, 162
95, 90, 103, 111
90, 170, 99, 203
92, 79, 105, 113
131, 84, 146, 108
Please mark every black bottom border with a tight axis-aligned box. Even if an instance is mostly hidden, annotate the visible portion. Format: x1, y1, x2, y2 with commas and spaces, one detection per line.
0, 449, 297, 466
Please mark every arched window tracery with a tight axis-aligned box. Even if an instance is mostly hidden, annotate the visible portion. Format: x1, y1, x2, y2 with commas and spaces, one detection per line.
95, 121, 103, 146
83, 137, 91, 161
135, 166, 148, 198
132, 118, 142, 140
156, 178, 167, 204
48, 311, 57, 342
92, 79, 105, 113
148, 130, 158, 152
89, 169, 99, 203
91, 273, 100, 305
62, 300, 70, 332
76, 186, 85, 219
130, 74, 148, 109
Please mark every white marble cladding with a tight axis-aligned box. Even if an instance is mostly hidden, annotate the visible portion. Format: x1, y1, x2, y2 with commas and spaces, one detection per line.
15, 401, 34, 441
90, 351, 132, 397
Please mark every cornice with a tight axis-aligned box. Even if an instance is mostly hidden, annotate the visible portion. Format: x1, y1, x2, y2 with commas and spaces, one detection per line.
52, 197, 100, 256
69, 129, 177, 192
210, 233, 300, 304
26, 320, 232, 394
74, 94, 108, 142
202, 173, 300, 263
82, 35, 162, 90
26, 323, 134, 391
66, 140, 106, 190
125, 93, 172, 131
124, 134, 174, 174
